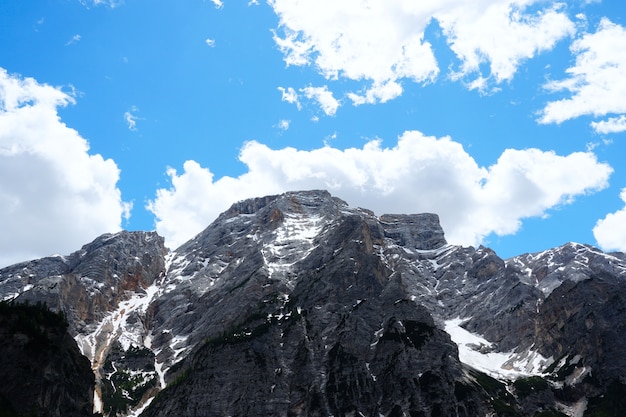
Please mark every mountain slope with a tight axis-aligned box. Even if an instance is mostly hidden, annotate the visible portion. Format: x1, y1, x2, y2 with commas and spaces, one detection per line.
142, 192, 488, 416
1, 190, 625, 416
0, 301, 96, 417
0, 230, 167, 414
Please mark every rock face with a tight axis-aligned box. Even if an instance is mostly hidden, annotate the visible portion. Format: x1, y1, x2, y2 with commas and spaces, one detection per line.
1, 190, 626, 417
0, 231, 166, 334
142, 192, 487, 417
0, 231, 167, 415
0, 301, 96, 417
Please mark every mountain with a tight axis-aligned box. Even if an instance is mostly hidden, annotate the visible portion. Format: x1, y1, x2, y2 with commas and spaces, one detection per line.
1, 190, 626, 417
0, 301, 96, 417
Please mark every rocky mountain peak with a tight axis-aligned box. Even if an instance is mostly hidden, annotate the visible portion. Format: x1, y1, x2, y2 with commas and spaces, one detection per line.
218, 189, 348, 219
1, 190, 626, 417
380, 213, 446, 250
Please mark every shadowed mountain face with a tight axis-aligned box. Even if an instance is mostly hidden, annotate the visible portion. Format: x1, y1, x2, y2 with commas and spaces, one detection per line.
1, 190, 625, 417
0, 301, 96, 417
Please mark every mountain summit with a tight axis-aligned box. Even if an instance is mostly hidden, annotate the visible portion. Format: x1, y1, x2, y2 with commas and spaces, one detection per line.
1, 190, 625, 417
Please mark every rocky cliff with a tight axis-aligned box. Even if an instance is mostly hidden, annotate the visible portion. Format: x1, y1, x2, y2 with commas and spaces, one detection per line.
0, 190, 625, 417
0, 301, 96, 417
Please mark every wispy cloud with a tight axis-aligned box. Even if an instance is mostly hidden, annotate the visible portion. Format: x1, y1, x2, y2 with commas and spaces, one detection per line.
279, 85, 340, 116
124, 106, 141, 131
65, 34, 81, 46
79, 0, 124, 8
205, 38, 216, 47
277, 119, 290, 130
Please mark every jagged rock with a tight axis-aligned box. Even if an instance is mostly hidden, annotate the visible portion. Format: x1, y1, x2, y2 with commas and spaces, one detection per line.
0, 231, 167, 334
380, 213, 447, 250
1, 190, 626, 417
0, 231, 168, 416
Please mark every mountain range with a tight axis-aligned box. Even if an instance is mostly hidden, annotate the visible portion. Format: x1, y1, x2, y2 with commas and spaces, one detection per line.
1, 190, 625, 417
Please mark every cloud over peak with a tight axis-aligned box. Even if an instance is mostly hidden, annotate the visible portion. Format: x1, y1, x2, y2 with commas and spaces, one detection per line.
594, 188, 626, 252
0, 69, 130, 267
148, 131, 612, 251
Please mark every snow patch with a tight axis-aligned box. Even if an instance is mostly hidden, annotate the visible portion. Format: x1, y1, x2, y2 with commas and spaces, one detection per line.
74, 282, 161, 414
445, 318, 550, 380
126, 396, 155, 417
262, 213, 324, 286
415, 244, 456, 257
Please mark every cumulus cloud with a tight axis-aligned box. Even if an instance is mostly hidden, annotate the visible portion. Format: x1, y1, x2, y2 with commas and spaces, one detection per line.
0, 68, 131, 267
147, 131, 612, 250
301, 86, 339, 116
441, 1, 574, 90
347, 80, 403, 106
593, 188, 626, 252
205, 38, 216, 47
269, 0, 574, 102
539, 18, 626, 130
591, 115, 626, 134
278, 86, 300, 109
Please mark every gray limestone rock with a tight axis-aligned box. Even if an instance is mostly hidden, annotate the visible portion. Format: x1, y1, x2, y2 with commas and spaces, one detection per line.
1, 191, 626, 417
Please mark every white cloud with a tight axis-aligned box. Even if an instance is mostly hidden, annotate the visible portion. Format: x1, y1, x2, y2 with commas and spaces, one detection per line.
205, 38, 216, 47
124, 106, 141, 131
0, 68, 131, 267
269, 0, 574, 102
147, 131, 612, 250
66, 34, 81, 46
79, 0, 124, 8
301, 85, 340, 116
277, 119, 290, 130
278, 86, 300, 109
269, 0, 438, 102
539, 18, 626, 129
347, 80, 403, 106
441, 1, 575, 89
210, 0, 223, 9
590, 115, 626, 134
279, 85, 339, 116
593, 188, 626, 252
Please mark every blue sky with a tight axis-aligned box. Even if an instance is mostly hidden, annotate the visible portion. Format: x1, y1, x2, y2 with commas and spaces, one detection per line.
1, 0, 625, 267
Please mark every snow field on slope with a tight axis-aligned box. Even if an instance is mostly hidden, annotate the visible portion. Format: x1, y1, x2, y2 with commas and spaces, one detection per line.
262, 213, 324, 285
444, 318, 551, 380
74, 282, 162, 414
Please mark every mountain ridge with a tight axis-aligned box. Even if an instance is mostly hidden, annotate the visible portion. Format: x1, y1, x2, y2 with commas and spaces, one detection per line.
1, 190, 625, 416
